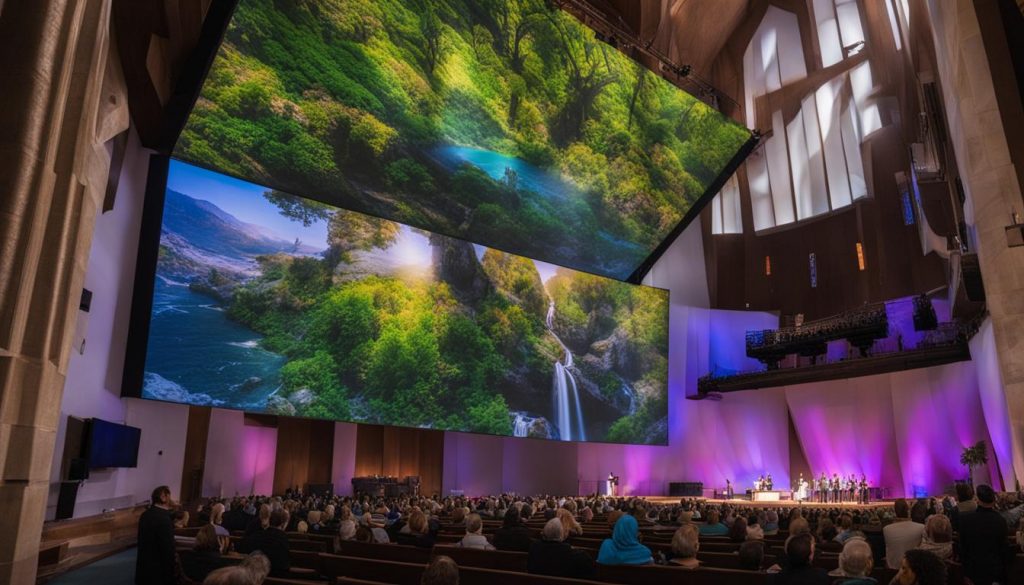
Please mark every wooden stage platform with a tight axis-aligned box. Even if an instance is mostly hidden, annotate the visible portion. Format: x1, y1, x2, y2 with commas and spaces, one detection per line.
640, 496, 893, 510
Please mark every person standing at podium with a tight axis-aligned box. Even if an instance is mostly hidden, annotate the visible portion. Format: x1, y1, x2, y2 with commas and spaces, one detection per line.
607, 472, 616, 497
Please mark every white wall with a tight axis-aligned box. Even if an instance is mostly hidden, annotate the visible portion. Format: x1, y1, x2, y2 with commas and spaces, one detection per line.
46, 128, 190, 518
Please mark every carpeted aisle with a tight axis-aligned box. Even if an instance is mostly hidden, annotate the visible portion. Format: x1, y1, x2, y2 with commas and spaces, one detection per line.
45, 548, 136, 585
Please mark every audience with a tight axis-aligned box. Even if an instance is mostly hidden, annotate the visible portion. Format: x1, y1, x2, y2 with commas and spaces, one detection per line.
893, 549, 946, 585
916, 514, 952, 560
458, 513, 494, 550
666, 523, 700, 569
882, 499, 924, 569
235, 508, 290, 577
421, 555, 460, 585
746, 513, 765, 540
949, 483, 976, 531
959, 484, 1013, 585
729, 516, 749, 542
338, 505, 356, 540
597, 514, 652, 565
492, 507, 531, 552
737, 540, 765, 571
831, 537, 873, 584
555, 507, 583, 540
700, 509, 728, 536
527, 518, 594, 578
135, 485, 176, 585
769, 533, 828, 585
396, 510, 433, 548
182, 524, 230, 582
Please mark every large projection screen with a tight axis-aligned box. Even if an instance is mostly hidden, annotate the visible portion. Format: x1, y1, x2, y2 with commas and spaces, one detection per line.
174, 0, 751, 281
130, 160, 669, 445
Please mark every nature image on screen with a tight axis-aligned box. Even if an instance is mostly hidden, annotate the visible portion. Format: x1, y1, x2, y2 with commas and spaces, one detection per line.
175, 0, 750, 280
142, 161, 670, 444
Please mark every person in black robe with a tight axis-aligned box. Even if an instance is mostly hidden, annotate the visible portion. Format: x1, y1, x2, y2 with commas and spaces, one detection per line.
135, 486, 177, 585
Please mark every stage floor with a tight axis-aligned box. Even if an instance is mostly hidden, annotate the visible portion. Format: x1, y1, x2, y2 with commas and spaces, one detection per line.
639, 496, 892, 509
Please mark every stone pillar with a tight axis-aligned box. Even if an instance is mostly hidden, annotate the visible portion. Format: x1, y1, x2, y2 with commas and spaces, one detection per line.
924, 0, 1024, 488
0, 0, 127, 582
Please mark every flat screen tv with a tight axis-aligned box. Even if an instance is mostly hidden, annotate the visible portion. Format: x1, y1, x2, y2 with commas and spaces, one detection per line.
173, 0, 751, 281
85, 418, 142, 468
127, 160, 670, 445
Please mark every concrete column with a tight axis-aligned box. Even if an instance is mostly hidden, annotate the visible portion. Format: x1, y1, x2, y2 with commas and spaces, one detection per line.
924, 0, 1024, 488
0, 0, 127, 581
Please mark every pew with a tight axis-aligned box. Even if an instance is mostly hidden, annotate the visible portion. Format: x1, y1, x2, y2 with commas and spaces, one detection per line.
432, 545, 529, 571
596, 563, 770, 585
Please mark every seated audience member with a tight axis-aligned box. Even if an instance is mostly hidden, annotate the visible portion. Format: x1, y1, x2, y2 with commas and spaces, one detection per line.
305, 510, 322, 532
396, 510, 434, 548
769, 533, 828, 585
883, 498, 924, 569
245, 504, 270, 535
597, 514, 653, 565
738, 540, 765, 571
458, 513, 494, 550
235, 508, 290, 577
816, 518, 838, 543
222, 500, 249, 533
916, 515, 952, 560
528, 518, 594, 578
492, 507, 531, 552
909, 500, 929, 525
830, 538, 874, 584
788, 517, 811, 536
422, 555, 460, 585
893, 549, 946, 585
451, 507, 467, 526
699, 509, 728, 536
239, 552, 271, 583
354, 525, 374, 543
764, 511, 780, 535
835, 514, 855, 543
605, 509, 624, 529
556, 508, 582, 539
667, 524, 700, 569
581, 506, 594, 523
1018, 517, 1024, 553
182, 525, 231, 582
747, 514, 765, 540
209, 503, 229, 539
959, 484, 1013, 585
363, 512, 392, 544
728, 516, 749, 542
338, 505, 356, 541
202, 566, 257, 585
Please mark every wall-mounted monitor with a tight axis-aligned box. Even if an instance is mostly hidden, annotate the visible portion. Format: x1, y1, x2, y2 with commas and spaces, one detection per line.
85, 418, 142, 468
173, 0, 751, 281
125, 160, 670, 445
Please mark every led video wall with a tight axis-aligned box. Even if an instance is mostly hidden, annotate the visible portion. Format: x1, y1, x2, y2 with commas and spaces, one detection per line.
135, 160, 669, 444
174, 0, 750, 280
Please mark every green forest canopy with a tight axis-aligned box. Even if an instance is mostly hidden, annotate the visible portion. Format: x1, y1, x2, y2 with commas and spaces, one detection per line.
176, 0, 750, 280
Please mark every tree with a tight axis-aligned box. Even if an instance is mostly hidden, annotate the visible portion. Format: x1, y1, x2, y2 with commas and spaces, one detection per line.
264, 189, 332, 227
959, 440, 988, 485
420, 5, 445, 75
325, 210, 400, 266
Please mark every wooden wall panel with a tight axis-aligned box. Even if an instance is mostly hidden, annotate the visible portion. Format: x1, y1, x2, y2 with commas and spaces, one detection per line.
353, 424, 443, 497
273, 417, 335, 494
179, 406, 211, 505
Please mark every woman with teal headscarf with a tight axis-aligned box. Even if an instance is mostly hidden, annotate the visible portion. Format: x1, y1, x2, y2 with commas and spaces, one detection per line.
597, 514, 653, 565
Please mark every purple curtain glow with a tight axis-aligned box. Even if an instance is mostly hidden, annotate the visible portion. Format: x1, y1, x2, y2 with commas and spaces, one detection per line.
969, 319, 1019, 488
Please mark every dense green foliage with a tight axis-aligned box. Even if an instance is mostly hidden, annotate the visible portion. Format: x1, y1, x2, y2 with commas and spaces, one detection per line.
176, 0, 749, 279
220, 199, 668, 443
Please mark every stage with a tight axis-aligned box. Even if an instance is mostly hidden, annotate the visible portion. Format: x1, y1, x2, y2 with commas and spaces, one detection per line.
640, 496, 893, 510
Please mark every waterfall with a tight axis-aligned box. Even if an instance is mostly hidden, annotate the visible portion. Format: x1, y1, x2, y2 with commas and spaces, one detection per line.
547, 300, 586, 441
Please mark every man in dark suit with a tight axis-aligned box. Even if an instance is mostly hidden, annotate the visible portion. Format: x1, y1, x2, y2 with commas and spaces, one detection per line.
769, 533, 829, 585
236, 508, 291, 577
958, 484, 1012, 585
135, 485, 177, 585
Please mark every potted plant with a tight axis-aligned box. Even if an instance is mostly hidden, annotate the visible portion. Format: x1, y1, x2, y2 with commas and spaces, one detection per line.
960, 440, 988, 485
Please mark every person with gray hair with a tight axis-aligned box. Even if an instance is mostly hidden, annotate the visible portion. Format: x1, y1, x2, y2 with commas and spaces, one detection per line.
829, 538, 875, 584
458, 513, 494, 550
527, 518, 594, 578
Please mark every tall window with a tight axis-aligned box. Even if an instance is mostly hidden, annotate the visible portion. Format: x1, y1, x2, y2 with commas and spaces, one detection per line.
711, 174, 743, 234
809, 253, 818, 288
743, 4, 878, 233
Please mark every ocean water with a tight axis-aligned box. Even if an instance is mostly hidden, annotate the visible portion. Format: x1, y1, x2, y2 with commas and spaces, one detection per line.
142, 277, 285, 410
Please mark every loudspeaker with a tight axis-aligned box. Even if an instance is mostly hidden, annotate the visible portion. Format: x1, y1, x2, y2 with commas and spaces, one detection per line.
68, 458, 90, 481
307, 483, 334, 496
56, 481, 80, 520
668, 482, 704, 497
